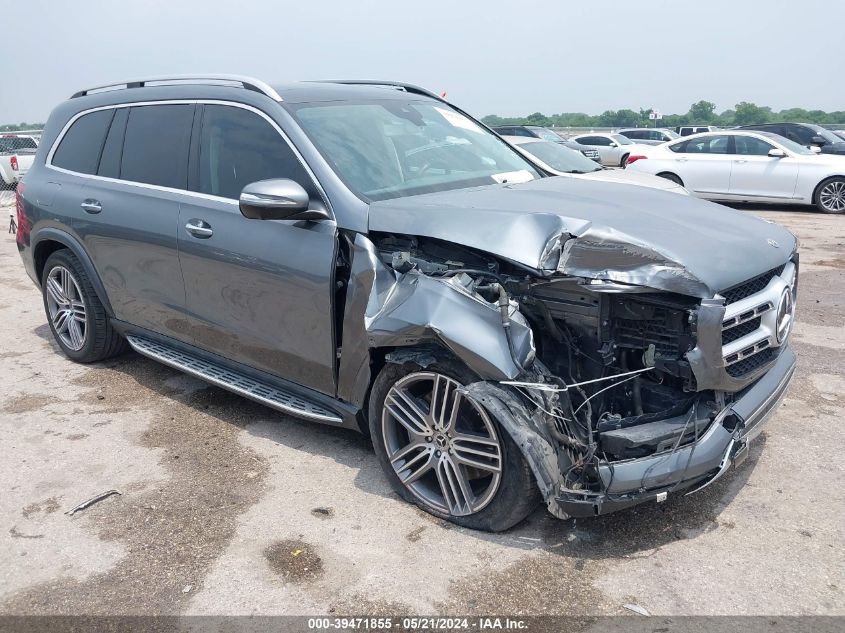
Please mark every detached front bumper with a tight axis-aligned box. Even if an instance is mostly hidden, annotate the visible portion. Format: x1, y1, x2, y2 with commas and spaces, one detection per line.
552, 344, 796, 518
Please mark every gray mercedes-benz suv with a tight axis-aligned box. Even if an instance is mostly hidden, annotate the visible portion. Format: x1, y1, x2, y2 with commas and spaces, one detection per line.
16, 75, 797, 531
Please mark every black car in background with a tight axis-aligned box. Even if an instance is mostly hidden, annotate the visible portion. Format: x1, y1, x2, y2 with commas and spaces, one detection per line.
739, 123, 845, 155
492, 125, 601, 162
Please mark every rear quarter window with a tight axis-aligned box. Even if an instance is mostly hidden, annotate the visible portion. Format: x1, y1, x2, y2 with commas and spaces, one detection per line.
51, 109, 114, 174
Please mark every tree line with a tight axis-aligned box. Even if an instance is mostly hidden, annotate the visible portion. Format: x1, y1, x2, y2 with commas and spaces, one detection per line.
0, 122, 45, 132
482, 101, 845, 128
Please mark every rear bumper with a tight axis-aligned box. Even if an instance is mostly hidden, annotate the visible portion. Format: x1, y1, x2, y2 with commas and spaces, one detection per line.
551, 344, 796, 518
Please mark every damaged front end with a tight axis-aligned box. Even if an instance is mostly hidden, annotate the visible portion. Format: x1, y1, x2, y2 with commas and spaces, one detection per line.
338, 217, 798, 519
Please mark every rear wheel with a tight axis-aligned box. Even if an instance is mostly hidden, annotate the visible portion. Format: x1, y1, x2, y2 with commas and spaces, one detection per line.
815, 177, 845, 214
657, 172, 684, 186
369, 357, 539, 531
41, 250, 127, 363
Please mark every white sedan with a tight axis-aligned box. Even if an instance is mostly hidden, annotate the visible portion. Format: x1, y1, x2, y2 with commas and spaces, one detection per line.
626, 130, 845, 214
568, 133, 650, 167
503, 137, 688, 195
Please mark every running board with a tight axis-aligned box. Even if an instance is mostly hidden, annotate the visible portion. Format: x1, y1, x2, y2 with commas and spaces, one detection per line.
126, 336, 343, 424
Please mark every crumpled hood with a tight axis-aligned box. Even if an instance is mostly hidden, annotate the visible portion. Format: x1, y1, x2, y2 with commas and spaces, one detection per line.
367, 176, 796, 298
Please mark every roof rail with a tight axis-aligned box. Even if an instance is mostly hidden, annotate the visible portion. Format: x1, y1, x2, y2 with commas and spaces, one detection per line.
70, 74, 282, 101
310, 80, 445, 102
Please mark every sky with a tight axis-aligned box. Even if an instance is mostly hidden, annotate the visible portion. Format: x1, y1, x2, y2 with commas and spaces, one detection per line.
2, 0, 843, 124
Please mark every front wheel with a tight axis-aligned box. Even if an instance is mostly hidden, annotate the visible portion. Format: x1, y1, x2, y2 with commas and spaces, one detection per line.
657, 172, 684, 187
620, 153, 630, 168
815, 177, 845, 214
369, 357, 539, 531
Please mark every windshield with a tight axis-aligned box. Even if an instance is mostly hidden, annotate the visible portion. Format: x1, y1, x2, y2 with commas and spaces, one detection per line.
518, 141, 602, 174
811, 126, 842, 144
292, 100, 540, 201
0, 136, 37, 152
611, 134, 633, 145
664, 130, 680, 139
758, 132, 816, 155
532, 128, 565, 142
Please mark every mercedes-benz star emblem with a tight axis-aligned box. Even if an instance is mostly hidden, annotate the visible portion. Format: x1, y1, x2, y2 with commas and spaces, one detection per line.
776, 288, 794, 344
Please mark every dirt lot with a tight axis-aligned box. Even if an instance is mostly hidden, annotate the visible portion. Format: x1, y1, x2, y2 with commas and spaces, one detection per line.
0, 201, 843, 617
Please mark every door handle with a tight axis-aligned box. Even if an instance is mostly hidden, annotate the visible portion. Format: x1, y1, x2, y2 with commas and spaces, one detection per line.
185, 219, 213, 239
735, 159, 748, 164
80, 199, 102, 214
675, 158, 688, 162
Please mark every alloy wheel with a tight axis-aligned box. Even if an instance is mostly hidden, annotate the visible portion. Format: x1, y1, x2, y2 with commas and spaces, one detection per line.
45, 265, 87, 350
819, 180, 845, 213
381, 372, 502, 516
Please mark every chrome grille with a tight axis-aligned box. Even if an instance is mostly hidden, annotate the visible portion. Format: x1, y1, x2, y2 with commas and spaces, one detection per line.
719, 261, 796, 378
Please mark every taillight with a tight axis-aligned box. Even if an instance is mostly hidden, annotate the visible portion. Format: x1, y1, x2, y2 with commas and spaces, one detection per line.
15, 182, 29, 245
626, 155, 648, 165
10, 156, 18, 171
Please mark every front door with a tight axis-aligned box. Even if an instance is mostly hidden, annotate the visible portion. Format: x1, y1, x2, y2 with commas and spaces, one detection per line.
672, 134, 733, 196
728, 135, 800, 200
177, 103, 338, 395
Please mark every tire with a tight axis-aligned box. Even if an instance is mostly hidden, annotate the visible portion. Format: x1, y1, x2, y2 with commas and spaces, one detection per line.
369, 356, 540, 531
657, 172, 684, 187
814, 177, 845, 214
620, 153, 630, 168
41, 250, 127, 363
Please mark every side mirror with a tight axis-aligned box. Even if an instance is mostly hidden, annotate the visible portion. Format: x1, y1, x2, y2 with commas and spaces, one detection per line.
811, 146, 822, 154
811, 135, 828, 146
768, 148, 787, 158
239, 179, 329, 221
609, 142, 618, 148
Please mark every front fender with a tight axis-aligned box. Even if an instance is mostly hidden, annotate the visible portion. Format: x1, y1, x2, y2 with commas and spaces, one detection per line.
336, 233, 534, 407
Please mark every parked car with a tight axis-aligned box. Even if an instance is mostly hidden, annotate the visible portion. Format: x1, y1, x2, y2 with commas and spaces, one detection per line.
617, 128, 679, 145
17, 75, 798, 531
569, 133, 650, 167
0, 134, 38, 189
676, 125, 719, 137
492, 125, 601, 162
504, 136, 687, 194
626, 130, 845, 213
738, 123, 845, 155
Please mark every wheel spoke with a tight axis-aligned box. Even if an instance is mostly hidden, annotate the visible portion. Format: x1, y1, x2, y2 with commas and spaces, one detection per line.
394, 446, 436, 484
432, 375, 462, 432
61, 268, 73, 300
67, 317, 84, 349
46, 277, 65, 305
436, 458, 475, 515
52, 309, 70, 333
451, 433, 502, 474
385, 389, 431, 437
70, 300, 86, 322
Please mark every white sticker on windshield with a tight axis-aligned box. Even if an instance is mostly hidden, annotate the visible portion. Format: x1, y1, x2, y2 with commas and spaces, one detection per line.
491, 170, 535, 184
434, 107, 483, 134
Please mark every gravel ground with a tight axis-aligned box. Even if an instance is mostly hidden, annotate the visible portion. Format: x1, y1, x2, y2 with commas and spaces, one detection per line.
0, 201, 842, 617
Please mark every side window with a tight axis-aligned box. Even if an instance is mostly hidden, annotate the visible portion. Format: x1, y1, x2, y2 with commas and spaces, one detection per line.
625, 130, 643, 139
121, 105, 194, 188
577, 136, 598, 145
592, 136, 612, 146
668, 140, 687, 153
514, 128, 533, 137
98, 108, 128, 178
734, 135, 775, 156
196, 105, 315, 200
51, 109, 114, 174
683, 135, 730, 154
791, 126, 815, 145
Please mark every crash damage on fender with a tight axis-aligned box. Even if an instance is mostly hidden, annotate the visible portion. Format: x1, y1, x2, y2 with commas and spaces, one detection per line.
339, 177, 799, 518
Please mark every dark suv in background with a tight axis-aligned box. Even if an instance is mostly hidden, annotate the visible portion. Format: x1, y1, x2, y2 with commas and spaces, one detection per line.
492, 125, 601, 162
16, 75, 797, 531
739, 122, 845, 155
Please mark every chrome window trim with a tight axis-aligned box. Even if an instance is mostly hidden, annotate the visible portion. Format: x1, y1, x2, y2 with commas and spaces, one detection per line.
45, 99, 333, 216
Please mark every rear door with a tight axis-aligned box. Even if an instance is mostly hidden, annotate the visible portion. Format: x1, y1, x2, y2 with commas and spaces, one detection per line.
177, 103, 338, 395
577, 135, 614, 164
728, 134, 799, 199
51, 104, 193, 341
669, 134, 733, 196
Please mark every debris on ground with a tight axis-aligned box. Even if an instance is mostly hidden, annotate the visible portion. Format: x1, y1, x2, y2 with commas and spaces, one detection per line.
65, 490, 122, 516
622, 603, 651, 616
